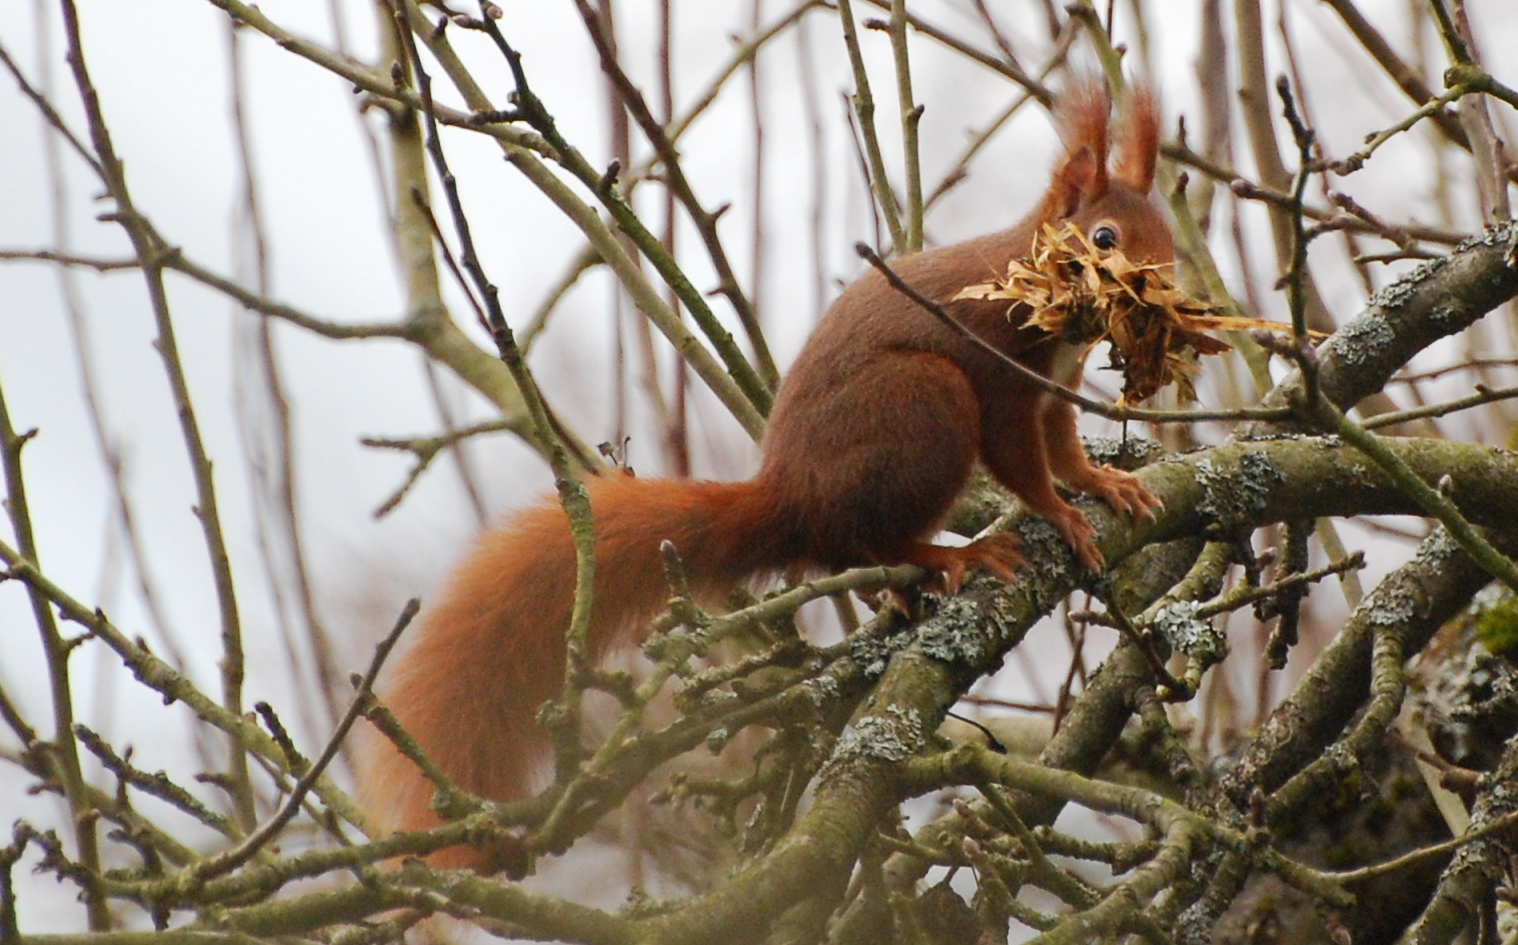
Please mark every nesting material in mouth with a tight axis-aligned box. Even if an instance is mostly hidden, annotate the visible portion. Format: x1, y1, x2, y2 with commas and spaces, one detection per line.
954, 221, 1288, 404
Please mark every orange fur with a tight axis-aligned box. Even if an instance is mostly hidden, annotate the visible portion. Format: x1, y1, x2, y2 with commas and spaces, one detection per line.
1114, 85, 1161, 192
355, 80, 1174, 868
1055, 78, 1113, 198
357, 476, 779, 866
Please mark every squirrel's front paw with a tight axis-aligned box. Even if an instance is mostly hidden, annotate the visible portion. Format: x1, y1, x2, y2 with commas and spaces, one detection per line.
1079, 465, 1162, 521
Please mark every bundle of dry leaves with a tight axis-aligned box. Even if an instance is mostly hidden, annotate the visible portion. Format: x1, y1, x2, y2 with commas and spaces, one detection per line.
954, 221, 1279, 403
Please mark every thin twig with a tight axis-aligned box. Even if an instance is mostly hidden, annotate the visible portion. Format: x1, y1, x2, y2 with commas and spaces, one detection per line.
1275, 75, 1316, 343
362, 420, 515, 518
1256, 324, 1518, 594
1318, 0, 1475, 153
0, 354, 107, 929
924, 22, 1075, 211
1331, 84, 1469, 175
227, 15, 347, 744
1361, 383, 1518, 429
1392, 358, 1518, 383
1332, 810, 1518, 885
206, 0, 769, 437
836, 0, 905, 252
1100, 603, 1188, 699
886, 0, 924, 252
394, 0, 600, 786
0, 38, 102, 176
466, 6, 776, 412
857, 0, 1050, 100
519, 245, 602, 353
1311, 396, 1518, 592
61, 0, 257, 831
569, 0, 778, 388
1164, 140, 1467, 245
192, 599, 420, 880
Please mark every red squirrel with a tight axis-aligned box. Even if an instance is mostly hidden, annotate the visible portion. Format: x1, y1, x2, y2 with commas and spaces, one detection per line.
356, 83, 1172, 867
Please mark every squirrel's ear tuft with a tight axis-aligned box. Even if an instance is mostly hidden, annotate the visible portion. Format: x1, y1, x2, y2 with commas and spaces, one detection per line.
1113, 85, 1161, 193
1051, 145, 1100, 218
1054, 78, 1112, 201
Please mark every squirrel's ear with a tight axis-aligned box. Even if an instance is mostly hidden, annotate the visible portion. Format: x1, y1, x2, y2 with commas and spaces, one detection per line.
1113, 85, 1161, 192
1053, 76, 1112, 210
1052, 145, 1100, 218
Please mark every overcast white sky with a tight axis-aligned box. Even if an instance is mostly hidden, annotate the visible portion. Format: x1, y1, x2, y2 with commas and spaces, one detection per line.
2, 0, 1515, 931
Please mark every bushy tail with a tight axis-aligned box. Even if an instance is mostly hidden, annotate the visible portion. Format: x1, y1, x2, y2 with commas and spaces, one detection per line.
354, 475, 776, 865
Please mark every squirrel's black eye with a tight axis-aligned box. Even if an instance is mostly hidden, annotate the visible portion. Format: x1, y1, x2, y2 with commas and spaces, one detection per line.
1091, 225, 1120, 250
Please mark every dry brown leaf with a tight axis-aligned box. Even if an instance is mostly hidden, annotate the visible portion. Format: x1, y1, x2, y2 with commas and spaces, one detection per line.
954, 221, 1289, 403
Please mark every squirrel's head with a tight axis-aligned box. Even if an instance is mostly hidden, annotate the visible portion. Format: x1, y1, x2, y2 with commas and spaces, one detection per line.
1043, 80, 1173, 267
